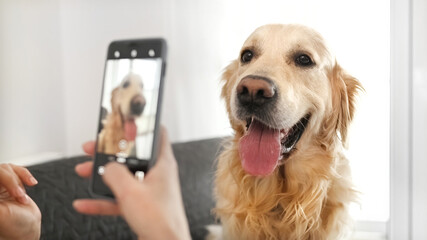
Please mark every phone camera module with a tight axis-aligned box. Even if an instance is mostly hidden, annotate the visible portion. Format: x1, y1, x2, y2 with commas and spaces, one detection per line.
131, 49, 137, 58
114, 51, 120, 58
148, 49, 155, 57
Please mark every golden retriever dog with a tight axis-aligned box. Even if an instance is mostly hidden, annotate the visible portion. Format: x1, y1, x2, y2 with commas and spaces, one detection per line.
97, 73, 146, 156
214, 24, 362, 240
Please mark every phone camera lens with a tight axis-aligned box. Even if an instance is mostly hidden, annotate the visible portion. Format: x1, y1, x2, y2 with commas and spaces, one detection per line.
148, 49, 155, 57
114, 51, 120, 58
131, 49, 137, 57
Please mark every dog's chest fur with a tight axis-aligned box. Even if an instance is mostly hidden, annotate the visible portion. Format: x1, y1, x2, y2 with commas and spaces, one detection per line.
213, 137, 355, 240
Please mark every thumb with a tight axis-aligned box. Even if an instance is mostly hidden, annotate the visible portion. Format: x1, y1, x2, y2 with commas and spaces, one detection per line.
150, 127, 178, 175
102, 162, 141, 202
156, 127, 175, 164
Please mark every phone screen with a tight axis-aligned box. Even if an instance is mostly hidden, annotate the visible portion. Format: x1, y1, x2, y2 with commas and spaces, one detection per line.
97, 58, 162, 160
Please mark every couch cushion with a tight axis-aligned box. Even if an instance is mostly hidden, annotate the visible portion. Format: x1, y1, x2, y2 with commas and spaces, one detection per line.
26, 138, 223, 240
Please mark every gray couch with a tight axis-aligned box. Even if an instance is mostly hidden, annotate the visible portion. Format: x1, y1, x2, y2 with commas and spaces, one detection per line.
26, 138, 223, 240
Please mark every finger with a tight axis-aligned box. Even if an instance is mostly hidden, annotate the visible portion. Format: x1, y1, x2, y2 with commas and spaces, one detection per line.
157, 127, 176, 164
73, 199, 120, 215
75, 161, 93, 178
149, 127, 178, 176
10, 164, 38, 186
0, 164, 29, 204
102, 163, 142, 204
158, 127, 173, 159
82, 141, 96, 156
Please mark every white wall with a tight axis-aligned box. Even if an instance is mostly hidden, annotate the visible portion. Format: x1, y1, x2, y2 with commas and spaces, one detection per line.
0, 0, 65, 162
412, 0, 427, 237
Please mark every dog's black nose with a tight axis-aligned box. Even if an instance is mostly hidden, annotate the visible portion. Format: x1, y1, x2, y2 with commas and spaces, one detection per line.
237, 76, 276, 107
130, 95, 146, 116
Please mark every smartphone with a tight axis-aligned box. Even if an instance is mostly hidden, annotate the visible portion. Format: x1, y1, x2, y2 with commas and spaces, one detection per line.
91, 38, 167, 198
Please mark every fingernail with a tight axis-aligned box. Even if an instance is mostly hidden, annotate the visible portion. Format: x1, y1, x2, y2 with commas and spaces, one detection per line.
72, 200, 83, 210
29, 177, 38, 185
15, 187, 25, 197
18, 194, 29, 204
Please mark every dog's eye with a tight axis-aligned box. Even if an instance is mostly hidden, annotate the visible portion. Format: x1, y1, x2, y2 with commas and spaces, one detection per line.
295, 54, 314, 67
241, 50, 254, 63
123, 81, 130, 88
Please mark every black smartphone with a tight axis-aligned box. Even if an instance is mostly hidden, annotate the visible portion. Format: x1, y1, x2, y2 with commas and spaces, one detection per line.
91, 38, 167, 198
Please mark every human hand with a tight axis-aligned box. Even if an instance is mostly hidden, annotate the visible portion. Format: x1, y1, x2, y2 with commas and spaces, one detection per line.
0, 164, 41, 240
73, 128, 191, 240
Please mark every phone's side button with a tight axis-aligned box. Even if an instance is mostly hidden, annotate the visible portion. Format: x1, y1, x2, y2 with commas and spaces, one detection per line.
97, 166, 105, 175
162, 62, 167, 76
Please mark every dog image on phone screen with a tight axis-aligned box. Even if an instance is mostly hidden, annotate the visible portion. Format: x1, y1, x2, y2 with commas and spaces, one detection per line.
97, 73, 146, 156
213, 24, 362, 239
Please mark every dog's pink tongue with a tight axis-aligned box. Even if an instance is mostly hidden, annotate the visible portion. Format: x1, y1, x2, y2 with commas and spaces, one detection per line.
124, 120, 137, 141
239, 119, 280, 176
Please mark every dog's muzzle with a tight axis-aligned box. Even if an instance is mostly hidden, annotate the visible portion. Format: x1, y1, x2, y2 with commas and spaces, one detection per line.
130, 95, 146, 116
236, 75, 278, 122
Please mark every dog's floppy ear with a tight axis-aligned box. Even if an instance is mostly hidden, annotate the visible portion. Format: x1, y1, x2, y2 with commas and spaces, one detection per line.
330, 62, 362, 146
221, 60, 239, 104
221, 60, 244, 134
109, 87, 124, 127
110, 87, 120, 113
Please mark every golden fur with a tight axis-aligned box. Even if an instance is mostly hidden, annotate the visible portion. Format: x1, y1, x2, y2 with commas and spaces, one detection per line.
97, 74, 145, 155
214, 24, 362, 240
